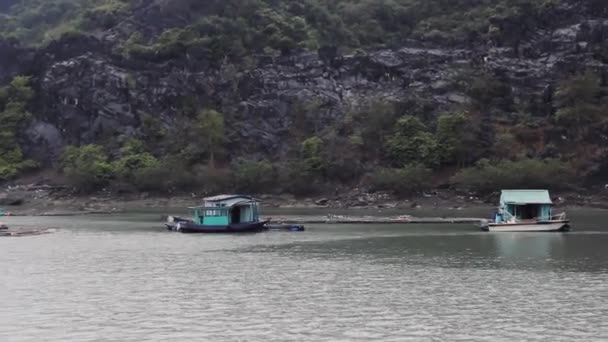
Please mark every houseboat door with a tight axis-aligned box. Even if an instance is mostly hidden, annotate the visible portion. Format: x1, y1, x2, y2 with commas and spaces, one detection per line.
231, 206, 241, 224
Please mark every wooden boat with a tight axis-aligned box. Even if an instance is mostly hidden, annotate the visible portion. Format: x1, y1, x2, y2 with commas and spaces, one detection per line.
480, 190, 570, 232
166, 195, 268, 234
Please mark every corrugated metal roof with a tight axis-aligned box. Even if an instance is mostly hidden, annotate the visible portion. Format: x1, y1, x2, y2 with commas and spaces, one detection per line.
500, 190, 552, 205
203, 194, 254, 202
190, 195, 260, 209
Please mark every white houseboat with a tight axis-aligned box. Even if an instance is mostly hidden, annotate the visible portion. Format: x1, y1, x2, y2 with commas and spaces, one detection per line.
481, 190, 570, 232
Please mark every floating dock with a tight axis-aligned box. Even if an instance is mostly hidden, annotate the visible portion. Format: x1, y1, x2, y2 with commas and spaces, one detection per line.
268, 215, 484, 225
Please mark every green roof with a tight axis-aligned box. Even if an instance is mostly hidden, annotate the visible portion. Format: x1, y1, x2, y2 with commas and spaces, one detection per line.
500, 190, 552, 205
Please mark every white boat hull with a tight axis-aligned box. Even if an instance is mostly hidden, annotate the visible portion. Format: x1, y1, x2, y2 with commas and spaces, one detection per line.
482, 221, 570, 232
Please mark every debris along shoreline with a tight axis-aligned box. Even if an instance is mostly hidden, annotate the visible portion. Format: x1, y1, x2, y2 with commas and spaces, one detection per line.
269, 214, 485, 225
0, 227, 57, 237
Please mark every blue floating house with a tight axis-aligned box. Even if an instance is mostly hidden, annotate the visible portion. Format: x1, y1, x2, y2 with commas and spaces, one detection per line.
483, 189, 569, 232
192, 195, 261, 226
167, 195, 267, 233
499, 189, 553, 221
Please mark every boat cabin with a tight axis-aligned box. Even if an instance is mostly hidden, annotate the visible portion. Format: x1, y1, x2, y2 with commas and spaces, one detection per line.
496, 190, 553, 222
189, 195, 260, 226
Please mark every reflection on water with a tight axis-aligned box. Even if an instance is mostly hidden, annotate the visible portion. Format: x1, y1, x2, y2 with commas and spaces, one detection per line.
494, 233, 563, 258
0, 210, 607, 341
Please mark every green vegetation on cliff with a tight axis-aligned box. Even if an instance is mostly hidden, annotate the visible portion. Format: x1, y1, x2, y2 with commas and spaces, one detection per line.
4, 0, 604, 52
2, 0, 608, 197
0, 76, 36, 180
44, 67, 608, 195
0, 0, 129, 44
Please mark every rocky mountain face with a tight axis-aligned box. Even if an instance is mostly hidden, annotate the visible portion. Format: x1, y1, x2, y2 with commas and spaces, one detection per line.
1, 0, 607, 167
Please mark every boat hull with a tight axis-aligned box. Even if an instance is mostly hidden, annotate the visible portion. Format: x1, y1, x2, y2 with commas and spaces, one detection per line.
482, 221, 570, 232
172, 220, 268, 234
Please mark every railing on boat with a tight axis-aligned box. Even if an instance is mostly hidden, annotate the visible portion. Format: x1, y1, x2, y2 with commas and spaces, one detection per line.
496, 211, 567, 223
549, 212, 567, 221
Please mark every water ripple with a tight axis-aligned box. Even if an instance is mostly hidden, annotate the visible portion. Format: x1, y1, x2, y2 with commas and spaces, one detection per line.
0, 226, 607, 341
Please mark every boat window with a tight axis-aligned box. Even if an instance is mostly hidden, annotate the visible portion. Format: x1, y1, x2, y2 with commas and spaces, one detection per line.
205, 209, 226, 217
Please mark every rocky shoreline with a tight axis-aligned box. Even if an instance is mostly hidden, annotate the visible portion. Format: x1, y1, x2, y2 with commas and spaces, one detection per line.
1, 184, 608, 216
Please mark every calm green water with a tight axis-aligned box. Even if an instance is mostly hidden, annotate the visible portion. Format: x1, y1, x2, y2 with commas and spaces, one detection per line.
1, 209, 607, 341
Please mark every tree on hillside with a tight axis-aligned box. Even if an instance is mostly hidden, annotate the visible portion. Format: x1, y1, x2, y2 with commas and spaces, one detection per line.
0, 76, 36, 180
195, 109, 225, 168
555, 71, 605, 141
386, 116, 439, 168
61, 144, 114, 192
350, 101, 399, 160
436, 112, 478, 166
301, 136, 325, 175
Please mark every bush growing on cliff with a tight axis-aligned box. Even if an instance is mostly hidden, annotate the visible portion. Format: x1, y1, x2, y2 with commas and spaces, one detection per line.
0, 76, 37, 180
436, 112, 479, 166
233, 160, 275, 193
322, 134, 365, 183
1, 0, 566, 52
370, 164, 433, 197
301, 136, 325, 175
350, 101, 399, 159
280, 163, 319, 196
129, 157, 210, 193
386, 116, 439, 168
0, 148, 37, 181
555, 71, 605, 141
451, 158, 575, 194
131, 164, 172, 192
61, 144, 114, 192
194, 109, 225, 168
1, 0, 130, 45
466, 72, 513, 110
113, 139, 160, 183
131, 158, 202, 193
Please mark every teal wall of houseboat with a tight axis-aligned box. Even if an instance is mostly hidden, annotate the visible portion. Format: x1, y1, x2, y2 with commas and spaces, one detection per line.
203, 216, 230, 226
190, 197, 261, 226
192, 207, 231, 226
540, 205, 551, 220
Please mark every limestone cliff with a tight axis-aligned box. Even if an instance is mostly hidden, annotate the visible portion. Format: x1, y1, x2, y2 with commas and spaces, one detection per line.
0, 0, 607, 183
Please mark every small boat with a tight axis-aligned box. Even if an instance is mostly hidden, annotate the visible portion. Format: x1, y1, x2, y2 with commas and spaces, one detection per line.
166, 195, 268, 233
480, 190, 570, 232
